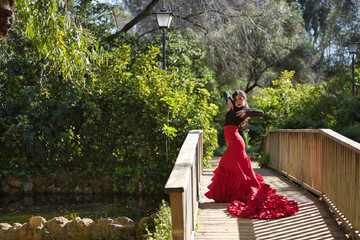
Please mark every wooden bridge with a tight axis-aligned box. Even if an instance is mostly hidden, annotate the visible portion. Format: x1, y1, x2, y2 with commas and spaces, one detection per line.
165, 129, 360, 240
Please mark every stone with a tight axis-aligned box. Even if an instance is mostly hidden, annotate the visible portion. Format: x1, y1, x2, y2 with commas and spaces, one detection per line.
29, 216, 46, 230
64, 217, 95, 240
114, 217, 134, 228
18, 222, 30, 240
6, 223, 22, 240
137, 181, 143, 193
1, 182, 11, 194
101, 177, 113, 192
11, 223, 22, 229
23, 182, 33, 192
139, 216, 151, 226
108, 223, 134, 239
6, 176, 22, 188
74, 217, 94, 229
46, 216, 69, 239
74, 185, 82, 193
0, 223, 11, 239
0, 223, 11, 231
48, 185, 61, 194
139, 217, 155, 233
83, 186, 93, 194
91, 218, 114, 239
96, 218, 114, 226
35, 184, 46, 193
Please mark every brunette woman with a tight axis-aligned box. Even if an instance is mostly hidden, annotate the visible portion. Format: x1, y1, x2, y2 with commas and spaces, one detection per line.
205, 90, 299, 219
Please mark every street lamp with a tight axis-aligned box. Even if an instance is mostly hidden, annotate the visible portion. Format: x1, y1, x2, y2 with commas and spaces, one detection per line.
347, 42, 360, 96
155, 8, 173, 70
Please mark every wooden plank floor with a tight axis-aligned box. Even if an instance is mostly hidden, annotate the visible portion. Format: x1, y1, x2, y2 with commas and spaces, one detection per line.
195, 157, 348, 240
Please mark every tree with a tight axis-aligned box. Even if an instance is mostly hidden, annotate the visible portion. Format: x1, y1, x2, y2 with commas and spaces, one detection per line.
8, 0, 107, 90
102, 0, 316, 92
200, 0, 310, 92
0, 5, 219, 194
0, 0, 15, 37
288, 0, 360, 66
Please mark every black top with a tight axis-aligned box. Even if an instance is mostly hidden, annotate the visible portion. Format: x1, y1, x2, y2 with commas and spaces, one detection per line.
222, 91, 264, 127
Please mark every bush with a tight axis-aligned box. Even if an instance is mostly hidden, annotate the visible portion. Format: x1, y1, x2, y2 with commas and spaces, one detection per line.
257, 154, 271, 168
0, 32, 219, 194
148, 200, 173, 240
252, 69, 360, 144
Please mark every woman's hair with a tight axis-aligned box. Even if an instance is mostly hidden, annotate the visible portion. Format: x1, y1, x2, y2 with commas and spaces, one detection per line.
232, 90, 250, 108
232, 90, 250, 127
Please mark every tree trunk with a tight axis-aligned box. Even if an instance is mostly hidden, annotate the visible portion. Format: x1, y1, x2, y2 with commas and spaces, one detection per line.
0, 0, 15, 37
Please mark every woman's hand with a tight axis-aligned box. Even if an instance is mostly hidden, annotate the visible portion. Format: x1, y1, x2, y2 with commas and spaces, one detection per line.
227, 98, 233, 110
236, 110, 246, 118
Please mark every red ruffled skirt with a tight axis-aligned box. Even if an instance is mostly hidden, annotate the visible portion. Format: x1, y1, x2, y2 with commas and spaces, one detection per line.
205, 125, 299, 219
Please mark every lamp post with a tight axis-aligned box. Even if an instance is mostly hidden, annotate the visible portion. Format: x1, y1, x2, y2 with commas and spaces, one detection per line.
347, 42, 360, 96
155, 8, 173, 70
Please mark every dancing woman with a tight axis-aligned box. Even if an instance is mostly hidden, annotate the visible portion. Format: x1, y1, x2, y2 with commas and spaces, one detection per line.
205, 90, 299, 219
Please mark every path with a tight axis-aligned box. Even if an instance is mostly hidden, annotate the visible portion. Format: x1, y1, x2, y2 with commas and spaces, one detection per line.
195, 157, 348, 240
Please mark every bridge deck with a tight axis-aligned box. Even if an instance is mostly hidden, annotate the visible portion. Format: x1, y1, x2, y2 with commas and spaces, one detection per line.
195, 157, 348, 240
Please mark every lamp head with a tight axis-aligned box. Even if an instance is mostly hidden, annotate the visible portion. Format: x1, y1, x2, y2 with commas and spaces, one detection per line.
155, 8, 173, 28
347, 42, 360, 54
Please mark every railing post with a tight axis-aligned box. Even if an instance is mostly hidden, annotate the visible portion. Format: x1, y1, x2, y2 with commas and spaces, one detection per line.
165, 130, 203, 240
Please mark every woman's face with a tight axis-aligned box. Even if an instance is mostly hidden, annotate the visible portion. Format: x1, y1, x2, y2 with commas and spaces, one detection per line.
234, 95, 246, 108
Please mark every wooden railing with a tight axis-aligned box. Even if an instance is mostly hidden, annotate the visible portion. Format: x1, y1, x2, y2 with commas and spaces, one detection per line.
165, 130, 203, 240
264, 129, 360, 240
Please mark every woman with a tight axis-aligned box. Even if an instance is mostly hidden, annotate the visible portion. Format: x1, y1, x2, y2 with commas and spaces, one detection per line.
205, 90, 299, 219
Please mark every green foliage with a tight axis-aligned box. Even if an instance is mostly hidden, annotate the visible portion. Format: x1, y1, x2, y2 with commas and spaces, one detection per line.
256, 154, 270, 168
16, 0, 107, 88
252, 70, 303, 130
63, 212, 77, 221
202, 0, 308, 91
148, 200, 172, 240
0, 23, 219, 194
252, 69, 360, 143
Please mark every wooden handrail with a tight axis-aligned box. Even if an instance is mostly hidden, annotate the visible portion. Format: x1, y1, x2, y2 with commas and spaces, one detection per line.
165, 130, 203, 240
264, 129, 360, 240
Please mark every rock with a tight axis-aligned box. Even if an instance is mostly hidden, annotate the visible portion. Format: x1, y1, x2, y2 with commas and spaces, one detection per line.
28, 218, 45, 240
11, 223, 22, 229
23, 182, 33, 192
6, 176, 22, 188
91, 218, 114, 239
48, 185, 61, 194
46, 217, 69, 239
83, 186, 93, 194
74, 185, 82, 193
35, 184, 46, 193
139, 217, 155, 233
101, 177, 113, 192
0, 223, 11, 230
0, 214, 143, 240
108, 223, 134, 239
6, 223, 22, 240
137, 181, 143, 193
64, 217, 95, 240
18, 222, 30, 240
0, 223, 11, 239
74, 217, 94, 229
29, 216, 46, 230
96, 218, 114, 226
114, 217, 134, 228
1, 181, 11, 194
